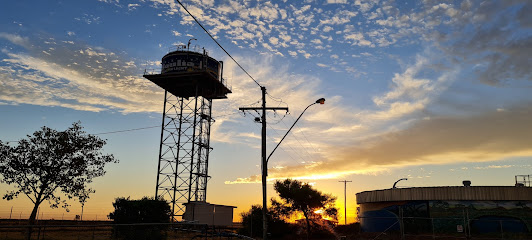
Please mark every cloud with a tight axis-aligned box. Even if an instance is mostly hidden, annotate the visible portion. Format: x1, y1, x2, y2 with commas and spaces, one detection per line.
344, 32, 372, 47
210, 53, 338, 145
7, 1, 530, 186
74, 14, 101, 25
473, 165, 514, 170
230, 105, 532, 183
327, 0, 347, 4
0, 34, 162, 113
131, 0, 530, 79
311, 39, 323, 45
432, 1, 532, 85
318, 10, 358, 26
128, 3, 140, 10
224, 41, 532, 184
0, 33, 30, 48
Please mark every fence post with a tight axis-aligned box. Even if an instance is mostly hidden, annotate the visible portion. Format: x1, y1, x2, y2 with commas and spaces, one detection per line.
399, 207, 405, 240
462, 208, 467, 239
36, 226, 41, 240
500, 220, 504, 240
431, 217, 435, 239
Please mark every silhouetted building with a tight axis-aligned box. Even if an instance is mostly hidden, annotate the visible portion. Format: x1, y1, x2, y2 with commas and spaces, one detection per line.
183, 201, 236, 226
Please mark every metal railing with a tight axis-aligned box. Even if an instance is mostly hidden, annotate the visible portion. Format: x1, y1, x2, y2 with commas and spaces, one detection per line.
167, 45, 206, 55
142, 68, 232, 93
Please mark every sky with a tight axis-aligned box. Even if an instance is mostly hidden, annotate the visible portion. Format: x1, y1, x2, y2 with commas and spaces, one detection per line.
1, 0, 531, 224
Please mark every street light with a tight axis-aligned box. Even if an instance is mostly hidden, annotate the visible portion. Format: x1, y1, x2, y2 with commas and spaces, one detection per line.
240, 96, 325, 240
393, 178, 408, 188
260, 98, 325, 239
266, 98, 325, 165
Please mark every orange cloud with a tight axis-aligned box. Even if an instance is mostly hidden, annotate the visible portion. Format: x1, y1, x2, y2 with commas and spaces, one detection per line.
227, 105, 532, 183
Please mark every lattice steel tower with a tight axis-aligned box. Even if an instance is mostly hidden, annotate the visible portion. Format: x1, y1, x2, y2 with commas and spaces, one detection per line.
144, 44, 231, 220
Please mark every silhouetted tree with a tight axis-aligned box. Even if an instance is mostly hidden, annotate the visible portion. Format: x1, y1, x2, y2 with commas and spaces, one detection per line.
271, 179, 338, 238
77, 188, 94, 221
108, 197, 171, 224
108, 197, 171, 240
239, 205, 294, 238
0, 122, 117, 226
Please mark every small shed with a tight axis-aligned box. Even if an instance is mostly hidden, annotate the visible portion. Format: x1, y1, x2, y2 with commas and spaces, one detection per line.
183, 201, 237, 226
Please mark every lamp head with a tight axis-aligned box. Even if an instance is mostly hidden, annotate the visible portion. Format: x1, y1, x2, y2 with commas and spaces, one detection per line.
315, 98, 325, 104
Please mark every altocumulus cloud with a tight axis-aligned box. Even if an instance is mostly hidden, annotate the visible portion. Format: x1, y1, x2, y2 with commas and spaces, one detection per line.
0, 33, 162, 113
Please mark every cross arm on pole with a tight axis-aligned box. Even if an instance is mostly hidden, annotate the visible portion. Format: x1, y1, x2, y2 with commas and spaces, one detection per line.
239, 107, 289, 111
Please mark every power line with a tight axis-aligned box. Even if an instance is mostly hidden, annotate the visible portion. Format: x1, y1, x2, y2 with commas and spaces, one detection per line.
276, 122, 315, 162
267, 124, 307, 165
241, 113, 304, 166
266, 92, 286, 106
266, 109, 288, 125
286, 113, 319, 157
3, 111, 241, 142
175, 0, 262, 88
94, 126, 159, 135
2, 126, 158, 143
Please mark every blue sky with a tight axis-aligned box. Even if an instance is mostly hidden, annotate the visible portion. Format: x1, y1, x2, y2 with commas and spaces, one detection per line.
1, 0, 531, 223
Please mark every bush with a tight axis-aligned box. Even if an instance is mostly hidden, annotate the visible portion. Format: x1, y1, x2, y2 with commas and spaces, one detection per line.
108, 197, 171, 240
239, 205, 296, 239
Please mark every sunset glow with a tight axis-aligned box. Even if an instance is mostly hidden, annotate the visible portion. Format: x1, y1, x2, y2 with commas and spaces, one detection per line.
1, 1, 531, 225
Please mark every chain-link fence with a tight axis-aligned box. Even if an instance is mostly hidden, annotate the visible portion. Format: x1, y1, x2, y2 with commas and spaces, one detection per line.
359, 216, 532, 240
0, 221, 253, 240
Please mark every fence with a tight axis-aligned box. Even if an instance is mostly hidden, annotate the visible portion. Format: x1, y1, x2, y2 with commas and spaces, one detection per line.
0, 207, 109, 222
359, 216, 532, 240
0, 221, 253, 240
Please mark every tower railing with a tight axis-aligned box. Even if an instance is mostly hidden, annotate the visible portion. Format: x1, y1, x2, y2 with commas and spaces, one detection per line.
167, 44, 206, 54
143, 68, 232, 93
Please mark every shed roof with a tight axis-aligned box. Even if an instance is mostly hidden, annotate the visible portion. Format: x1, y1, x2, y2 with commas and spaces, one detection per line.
183, 201, 237, 208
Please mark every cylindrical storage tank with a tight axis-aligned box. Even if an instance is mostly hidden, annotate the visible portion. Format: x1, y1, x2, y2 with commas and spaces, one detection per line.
356, 186, 532, 235
161, 51, 221, 81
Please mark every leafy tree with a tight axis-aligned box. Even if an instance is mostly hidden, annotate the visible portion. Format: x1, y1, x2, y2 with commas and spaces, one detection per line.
0, 122, 117, 225
77, 188, 94, 221
239, 205, 294, 239
108, 197, 171, 240
271, 179, 338, 238
108, 197, 171, 224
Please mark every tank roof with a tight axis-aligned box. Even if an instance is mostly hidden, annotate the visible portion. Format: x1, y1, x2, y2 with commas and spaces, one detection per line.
356, 186, 532, 203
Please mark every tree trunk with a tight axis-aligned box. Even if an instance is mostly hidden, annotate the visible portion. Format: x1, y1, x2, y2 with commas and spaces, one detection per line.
28, 203, 40, 225
26, 202, 41, 240
303, 211, 311, 240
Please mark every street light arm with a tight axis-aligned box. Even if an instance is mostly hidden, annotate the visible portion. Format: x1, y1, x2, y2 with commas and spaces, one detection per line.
266, 102, 318, 164
393, 178, 408, 188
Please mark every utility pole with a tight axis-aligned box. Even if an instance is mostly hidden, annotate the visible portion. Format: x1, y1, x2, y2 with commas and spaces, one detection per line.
239, 86, 288, 240
339, 180, 352, 225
